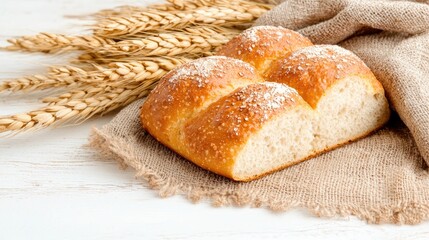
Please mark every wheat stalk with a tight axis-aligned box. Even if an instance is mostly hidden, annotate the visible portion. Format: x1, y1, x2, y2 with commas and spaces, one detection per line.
3, 26, 239, 56
94, 5, 268, 37
3, 33, 116, 53
0, 57, 189, 93
0, 56, 188, 132
3, 1, 268, 54
0, 56, 187, 132
0, 83, 155, 134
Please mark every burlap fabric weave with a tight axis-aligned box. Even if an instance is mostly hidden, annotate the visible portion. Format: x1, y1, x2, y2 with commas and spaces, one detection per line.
90, 0, 429, 224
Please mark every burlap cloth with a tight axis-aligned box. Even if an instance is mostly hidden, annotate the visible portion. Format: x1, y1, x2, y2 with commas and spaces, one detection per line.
89, 0, 429, 224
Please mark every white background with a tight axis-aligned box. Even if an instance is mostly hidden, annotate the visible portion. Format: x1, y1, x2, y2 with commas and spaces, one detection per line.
1, 0, 428, 239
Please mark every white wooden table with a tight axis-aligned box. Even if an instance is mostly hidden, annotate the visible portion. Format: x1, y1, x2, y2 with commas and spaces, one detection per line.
1, 0, 428, 239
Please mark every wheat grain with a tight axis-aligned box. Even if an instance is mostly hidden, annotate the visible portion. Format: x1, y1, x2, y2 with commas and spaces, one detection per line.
94, 5, 267, 37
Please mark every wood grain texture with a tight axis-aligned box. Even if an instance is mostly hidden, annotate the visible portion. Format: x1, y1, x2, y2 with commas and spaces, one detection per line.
1, 0, 429, 239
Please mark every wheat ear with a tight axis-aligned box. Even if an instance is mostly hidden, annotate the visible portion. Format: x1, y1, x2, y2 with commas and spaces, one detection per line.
94, 26, 239, 57
49, 57, 189, 90
0, 83, 155, 134
2, 26, 236, 56
1, 55, 189, 131
94, 5, 268, 37
0, 73, 82, 92
3, 33, 116, 53
95, 0, 272, 17
163, 0, 273, 10
0, 57, 189, 93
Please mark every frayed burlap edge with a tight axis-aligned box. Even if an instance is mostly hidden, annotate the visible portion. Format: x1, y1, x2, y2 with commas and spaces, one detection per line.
89, 127, 429, 225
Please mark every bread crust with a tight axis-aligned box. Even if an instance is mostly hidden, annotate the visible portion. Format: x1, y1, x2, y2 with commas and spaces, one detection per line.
267, 45, 384, 108
217, 26, 313, 75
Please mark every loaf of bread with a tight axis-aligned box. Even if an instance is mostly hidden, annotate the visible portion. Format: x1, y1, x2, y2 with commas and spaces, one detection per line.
140, 26, 390, 181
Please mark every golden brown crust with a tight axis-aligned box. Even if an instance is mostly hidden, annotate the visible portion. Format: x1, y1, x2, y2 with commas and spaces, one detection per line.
141, 56, 263, 149
267, 45, 384, 108
217, 26, 313, 76
182, 83, 308, 178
